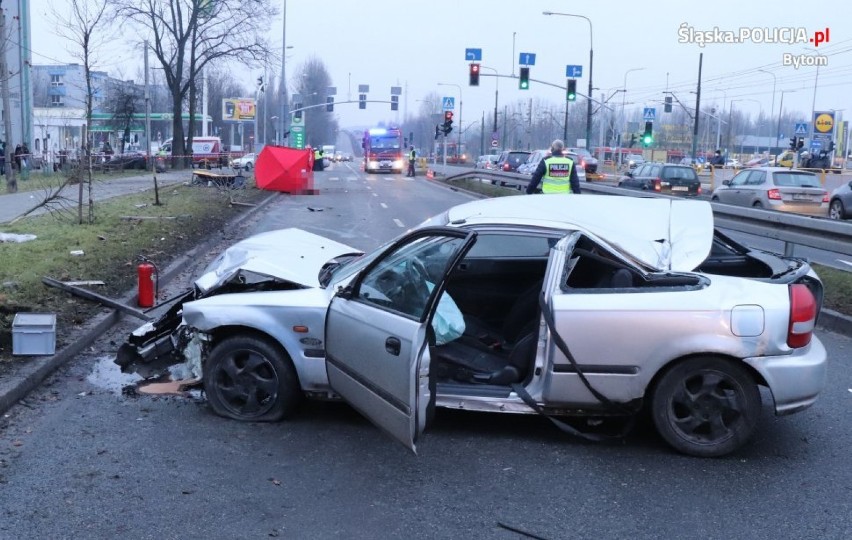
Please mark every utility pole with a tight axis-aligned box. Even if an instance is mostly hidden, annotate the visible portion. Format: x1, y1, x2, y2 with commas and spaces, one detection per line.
278, 0, 288, 145
691, 53, 703, 160
480, 111, 484, 157
1, 4, 17, 192
144, 40, 160, 204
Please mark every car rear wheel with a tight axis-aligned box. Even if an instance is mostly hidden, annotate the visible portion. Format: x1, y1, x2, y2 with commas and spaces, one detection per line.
711, 195, 719, 202
204, 334, 301, 422
651, 356, 760, 457
752, 201, 763, 208
829, 199, 845, 220
244, 162, 252, 171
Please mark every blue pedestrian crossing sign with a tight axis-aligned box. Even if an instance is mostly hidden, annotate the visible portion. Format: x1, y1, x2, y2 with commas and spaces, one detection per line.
643, 107, 656, 121
442, 96, 455, 111
518, 52, 536, 66
465, 48, 482, 61
565, 65, 583, 78
794, 122, 808, 136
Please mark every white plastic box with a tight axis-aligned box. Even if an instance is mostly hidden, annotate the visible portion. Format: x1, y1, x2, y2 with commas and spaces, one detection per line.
12, 313, 57, 356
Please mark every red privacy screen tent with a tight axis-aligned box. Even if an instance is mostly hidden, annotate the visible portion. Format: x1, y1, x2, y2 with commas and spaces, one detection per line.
254, 146, 315, 193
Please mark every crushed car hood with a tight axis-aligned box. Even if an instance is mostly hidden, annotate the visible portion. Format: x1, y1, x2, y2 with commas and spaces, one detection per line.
442, 195, 714, 272
194, 228, 361, 293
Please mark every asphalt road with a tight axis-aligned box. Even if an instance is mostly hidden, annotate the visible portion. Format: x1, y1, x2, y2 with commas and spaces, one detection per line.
1, 163, 850, 539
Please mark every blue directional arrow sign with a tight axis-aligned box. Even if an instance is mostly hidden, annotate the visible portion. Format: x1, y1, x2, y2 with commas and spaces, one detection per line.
442, 96, 455, 111
643, 107, 656, 121
566, 65, 583, 78
465, 48, 482, 61
794, 122, 808, 136
519, 52, 536, 66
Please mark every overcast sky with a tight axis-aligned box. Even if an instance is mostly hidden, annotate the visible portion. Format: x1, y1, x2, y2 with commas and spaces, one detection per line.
31, 0, 851, 133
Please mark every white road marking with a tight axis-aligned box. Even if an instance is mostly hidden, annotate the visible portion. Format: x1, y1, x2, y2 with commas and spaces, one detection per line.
372, 192, 378, 197
346, 176, 358, 181
393, 218, 405, 228
380, 202, 388, 209
329, 176, 339, 181
366, 186, 372, 190
838, 259, 852, 268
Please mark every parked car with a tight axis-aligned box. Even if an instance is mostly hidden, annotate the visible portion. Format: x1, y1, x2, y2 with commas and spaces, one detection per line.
475, 154, 499, 169
725, 159, 742, 169
618, 163, 702, 196
116, 195, 826, 458
710, 167, 829, 216
567, 147, 598, 174
771, 151, 795, 168
625, 154, 645, 169
828, 180, 852, 220
107, 151, 148, 170
744, 157, 770, 168
494, 150, 531, 172
230, 153, 256, 170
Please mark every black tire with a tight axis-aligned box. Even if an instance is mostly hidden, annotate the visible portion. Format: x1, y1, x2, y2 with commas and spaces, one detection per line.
752, 201, 763, 208
829, 199, 845, 220
711, 195, 719, 202
244, 162, 252, 172
651, 356, 760, 457
204, 334, 301, 422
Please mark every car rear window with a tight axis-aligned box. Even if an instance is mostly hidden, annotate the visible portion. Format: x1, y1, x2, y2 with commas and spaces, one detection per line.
772, 172, 820, 187
663, 167, 698, 180
508, 152, 531, 166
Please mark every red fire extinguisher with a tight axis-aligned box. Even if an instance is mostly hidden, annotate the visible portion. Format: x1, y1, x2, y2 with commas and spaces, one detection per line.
137, 258, 159, 308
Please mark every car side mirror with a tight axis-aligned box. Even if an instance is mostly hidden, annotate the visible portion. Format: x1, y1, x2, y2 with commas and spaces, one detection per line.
625, 171, 633, 177
722, 180, 731, 186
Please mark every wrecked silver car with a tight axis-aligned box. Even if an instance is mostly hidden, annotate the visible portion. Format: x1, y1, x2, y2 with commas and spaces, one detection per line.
117, 195, 827, 457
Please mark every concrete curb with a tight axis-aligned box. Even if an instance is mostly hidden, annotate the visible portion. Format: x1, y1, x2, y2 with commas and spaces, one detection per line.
817, 308, 852, 336
0, 191, 282, 416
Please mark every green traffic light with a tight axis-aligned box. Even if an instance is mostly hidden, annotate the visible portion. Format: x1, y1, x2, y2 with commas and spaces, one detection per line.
642, 135, 653, 146
567, 92, 576, 101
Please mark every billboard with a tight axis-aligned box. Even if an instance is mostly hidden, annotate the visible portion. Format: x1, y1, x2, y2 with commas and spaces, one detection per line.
223, 98, 256, 122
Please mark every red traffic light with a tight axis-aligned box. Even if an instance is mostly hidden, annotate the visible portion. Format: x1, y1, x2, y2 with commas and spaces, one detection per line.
444, 110, 454, 121
469, 63, 480, 86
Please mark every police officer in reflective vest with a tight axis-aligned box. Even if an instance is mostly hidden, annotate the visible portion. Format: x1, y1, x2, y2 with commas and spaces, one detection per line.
406, 146, 416, 177
526, 139, 581, 195
313, 148, 324, 171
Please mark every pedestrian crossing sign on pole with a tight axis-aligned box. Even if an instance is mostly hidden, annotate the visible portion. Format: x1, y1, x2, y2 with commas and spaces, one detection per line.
442, 97, 455, 111
794, 123, 808, 136
643, 108, 656, 121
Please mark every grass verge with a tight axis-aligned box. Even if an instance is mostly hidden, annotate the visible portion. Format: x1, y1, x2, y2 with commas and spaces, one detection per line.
0, 179, 267, 362
7, 168, 152, 194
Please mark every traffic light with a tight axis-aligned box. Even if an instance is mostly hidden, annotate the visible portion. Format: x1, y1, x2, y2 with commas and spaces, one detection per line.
642, 122, 653, 146
391, 95, 399, 111
435, 124, 441, 140
442, 110, 454, 135
359, 93, 366, 109
294, 103, 303, 121
664, 96, 673, 113
789, 137, 797, 150
796, 137, 804, 150
828, 140, 836, 153
629, 134, 637, 148
469, 63, 480, 86
326, 97, 334, 112
567, 79, 577, 102
519, 67, 530, 90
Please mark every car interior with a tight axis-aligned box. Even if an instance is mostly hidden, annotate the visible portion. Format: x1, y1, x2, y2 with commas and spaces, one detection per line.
424, 231, 702, 389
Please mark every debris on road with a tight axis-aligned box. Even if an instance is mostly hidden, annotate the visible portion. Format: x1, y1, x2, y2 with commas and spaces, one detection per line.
0, 233, 37, 243
69, 250, 85, 256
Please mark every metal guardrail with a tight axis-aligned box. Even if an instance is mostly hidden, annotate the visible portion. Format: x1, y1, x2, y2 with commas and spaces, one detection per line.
442, 169, 852, 258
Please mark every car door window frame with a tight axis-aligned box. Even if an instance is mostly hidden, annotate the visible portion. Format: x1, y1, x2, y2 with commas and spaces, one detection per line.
730, 171, 750, 186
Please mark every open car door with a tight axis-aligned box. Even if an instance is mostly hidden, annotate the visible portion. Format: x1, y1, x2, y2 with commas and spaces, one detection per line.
325, 227, 477, 452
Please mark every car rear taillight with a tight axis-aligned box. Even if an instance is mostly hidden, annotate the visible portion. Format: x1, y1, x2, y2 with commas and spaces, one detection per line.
503, 163, 510, 171
653, 178, 661, 192
822, 193, 829, 203
697, 185, 702, 195
768, 188, 781, 200
787, 283, 817, 348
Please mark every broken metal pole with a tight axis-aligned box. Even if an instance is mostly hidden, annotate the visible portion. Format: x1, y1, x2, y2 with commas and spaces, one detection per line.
42, 276, 153, 321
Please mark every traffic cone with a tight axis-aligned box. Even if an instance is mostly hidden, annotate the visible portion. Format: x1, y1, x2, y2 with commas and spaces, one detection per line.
426, 169, 434, 179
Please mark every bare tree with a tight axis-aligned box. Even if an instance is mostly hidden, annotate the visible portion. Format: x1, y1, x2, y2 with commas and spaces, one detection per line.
1, 2, 18, 192
51, 0, 110, 224
205, 67, 247, 146
113, 0, 276, 168
293, 57, 338, 148
106, 80, 142, 154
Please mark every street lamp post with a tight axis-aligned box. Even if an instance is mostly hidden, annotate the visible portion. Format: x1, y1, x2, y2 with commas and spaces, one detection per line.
480, 66, 499, 136
758, 69, 777, 154
618, 67, 644, 167
438, 82, 462, 160
730, 99, 761, 157
776, 90, 796, 152
543, 11, 593, 150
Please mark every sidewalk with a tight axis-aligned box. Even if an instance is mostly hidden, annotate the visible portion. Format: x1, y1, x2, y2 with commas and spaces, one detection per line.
0, 170, 193, 224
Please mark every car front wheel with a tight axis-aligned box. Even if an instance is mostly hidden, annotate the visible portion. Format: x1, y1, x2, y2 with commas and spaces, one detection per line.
204, 334, 301, 422
244, 162, 252, 171
651, 357, 760, 457
829, 199, 845, 220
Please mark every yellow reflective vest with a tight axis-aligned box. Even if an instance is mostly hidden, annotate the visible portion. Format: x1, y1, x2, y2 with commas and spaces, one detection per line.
541, 155, 574, 194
